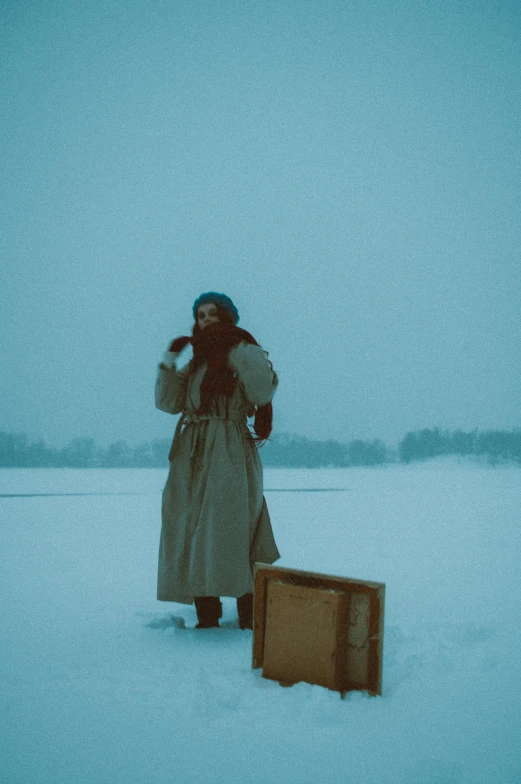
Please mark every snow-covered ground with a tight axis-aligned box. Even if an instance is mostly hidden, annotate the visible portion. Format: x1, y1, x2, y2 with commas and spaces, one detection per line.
1, 462, 520, 784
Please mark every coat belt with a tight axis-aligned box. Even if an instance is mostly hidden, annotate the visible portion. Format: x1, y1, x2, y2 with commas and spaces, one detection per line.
168, 411, 248, 463
182, 412, 246, 425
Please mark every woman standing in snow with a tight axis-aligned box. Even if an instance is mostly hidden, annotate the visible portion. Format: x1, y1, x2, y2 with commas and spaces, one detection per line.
155, 292, 280, 629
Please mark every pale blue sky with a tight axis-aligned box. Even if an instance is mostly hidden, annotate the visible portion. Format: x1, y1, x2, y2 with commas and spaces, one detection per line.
1, 0, 520, 447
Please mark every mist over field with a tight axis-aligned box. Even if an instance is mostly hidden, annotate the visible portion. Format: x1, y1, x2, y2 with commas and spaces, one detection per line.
2, 426, 520, 469
2, 0, 520, 449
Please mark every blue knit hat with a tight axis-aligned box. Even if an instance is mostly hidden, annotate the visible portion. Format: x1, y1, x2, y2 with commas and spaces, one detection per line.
192, 292, 240, 324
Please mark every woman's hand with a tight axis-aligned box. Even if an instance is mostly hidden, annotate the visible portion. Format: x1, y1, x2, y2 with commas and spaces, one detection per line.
160, 336, 191, 370
168, 336, 191, 353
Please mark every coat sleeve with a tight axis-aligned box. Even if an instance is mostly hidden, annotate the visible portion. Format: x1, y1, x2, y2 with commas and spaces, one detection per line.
155, 358, 190, 415
228, 342, 278, 406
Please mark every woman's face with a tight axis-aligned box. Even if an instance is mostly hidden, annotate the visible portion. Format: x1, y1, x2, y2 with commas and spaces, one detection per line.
197, 303, 220, 331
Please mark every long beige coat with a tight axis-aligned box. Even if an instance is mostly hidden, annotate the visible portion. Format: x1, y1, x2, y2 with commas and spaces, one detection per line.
155, 341, 280, 604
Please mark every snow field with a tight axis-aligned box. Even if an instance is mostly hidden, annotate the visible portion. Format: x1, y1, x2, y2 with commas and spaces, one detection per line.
1, 464, 520, 784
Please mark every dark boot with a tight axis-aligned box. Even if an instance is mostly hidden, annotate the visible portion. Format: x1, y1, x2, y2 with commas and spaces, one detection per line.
237, 593, 254, 630
194, 596, 222, 628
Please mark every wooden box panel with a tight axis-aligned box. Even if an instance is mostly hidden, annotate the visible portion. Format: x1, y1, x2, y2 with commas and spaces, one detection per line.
253, 564, 385, 696
262, 581, 350, 691
345, 591, 371, 687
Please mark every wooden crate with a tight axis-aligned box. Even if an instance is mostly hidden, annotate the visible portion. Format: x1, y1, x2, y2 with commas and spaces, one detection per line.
252, 564, 385, 696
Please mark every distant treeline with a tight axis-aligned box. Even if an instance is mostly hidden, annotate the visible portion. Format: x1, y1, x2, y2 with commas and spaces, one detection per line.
0, 431, 388, 468
0, 433, 170, 469
260, 433, 388, 468
398, 427, 521, 465
0, 428, 519, 468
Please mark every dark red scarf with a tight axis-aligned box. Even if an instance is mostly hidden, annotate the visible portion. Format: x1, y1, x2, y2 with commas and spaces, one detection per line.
189, 324, 273, 443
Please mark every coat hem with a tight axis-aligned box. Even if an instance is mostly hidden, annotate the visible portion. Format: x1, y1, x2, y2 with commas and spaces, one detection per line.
156, 555, 280, 604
